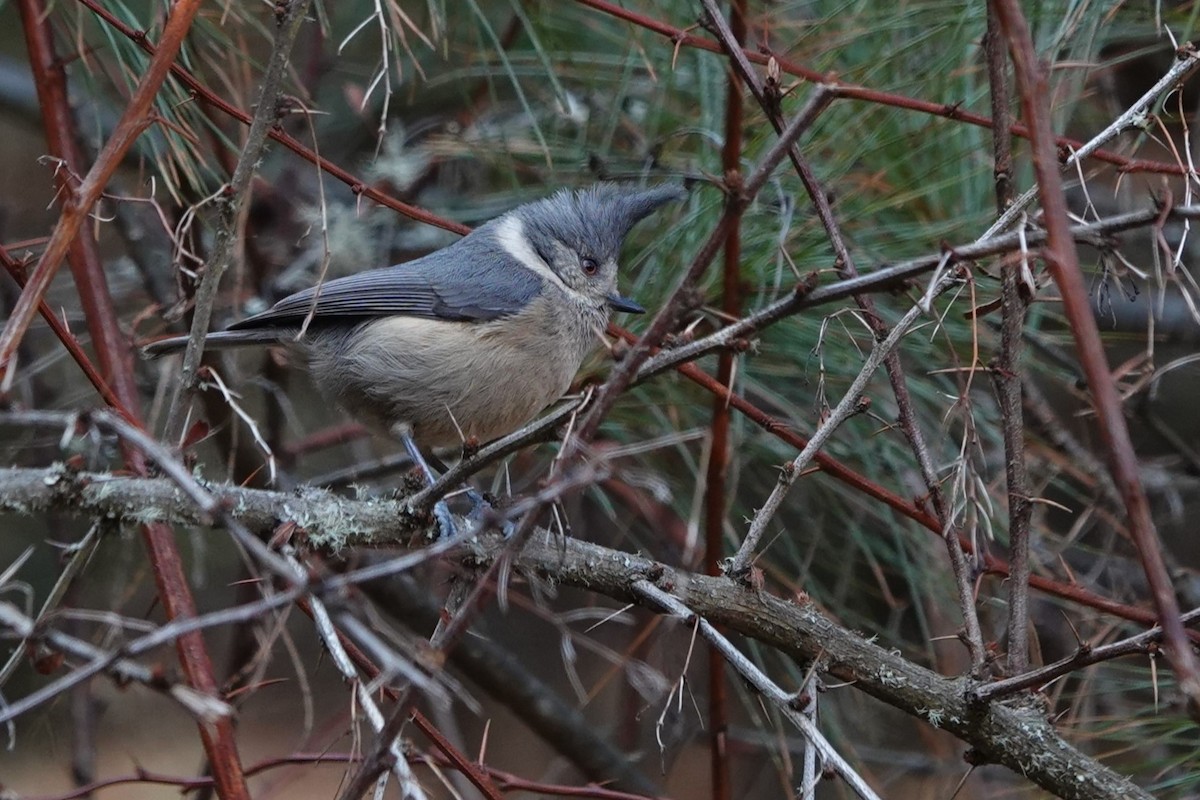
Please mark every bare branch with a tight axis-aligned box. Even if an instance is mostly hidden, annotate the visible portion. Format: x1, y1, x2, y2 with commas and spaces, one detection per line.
992, 0, 1200, 717
0, 466, 1161, 799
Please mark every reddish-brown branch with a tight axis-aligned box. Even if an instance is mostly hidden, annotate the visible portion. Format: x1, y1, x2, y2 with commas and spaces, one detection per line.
992, 0, 1200, 714
14, 1, 250, 795
71, 0, 469, 237
574, 0, 1189, 177
292, 595, 507, 800
703, 4, 746, 797
0, 248, 130, 419
26, 751, 667, 800
0, 0, 205, 371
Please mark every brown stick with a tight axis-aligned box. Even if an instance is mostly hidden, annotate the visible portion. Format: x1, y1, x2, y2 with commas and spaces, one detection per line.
983, 0, 1033, 677
0, 0, 208, 373
703, 3, 746, 795
14, 0, 251, 795
991, 0, 1200, 715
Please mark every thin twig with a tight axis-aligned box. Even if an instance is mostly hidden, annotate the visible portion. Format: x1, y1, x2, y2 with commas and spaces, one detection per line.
0, 601, 232, 724
992, 0, 1200, 716
971, 607, 1200, 702
24, 751, 665, 800
727, 272, 957, 576
0, 524, 100, 689
0, 246, 129, 419
633, 579, 877, 800
407, 397, 584, 514
293, 552, 431, 800
293, 588, 513, 800
984, 0, 1033, 677
356, 567, 658, 794
982, 41, 1200, 239
0, 532, 465, 727
635, 196, 1198, 384
161, 0, 316, 447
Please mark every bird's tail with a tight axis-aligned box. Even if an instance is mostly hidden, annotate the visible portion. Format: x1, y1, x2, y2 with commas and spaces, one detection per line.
142, 329, 296, 358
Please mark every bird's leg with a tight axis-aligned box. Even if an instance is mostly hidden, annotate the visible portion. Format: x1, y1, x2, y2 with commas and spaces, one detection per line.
466, 490, 518, 538
427, 450, 512, 537
396, 426, 457, 540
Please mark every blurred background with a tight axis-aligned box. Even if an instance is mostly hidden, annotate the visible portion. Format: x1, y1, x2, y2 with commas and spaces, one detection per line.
2, 0, 1200, 797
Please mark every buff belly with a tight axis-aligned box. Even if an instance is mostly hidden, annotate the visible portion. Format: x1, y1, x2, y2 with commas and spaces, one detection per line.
305, 305, 595, 449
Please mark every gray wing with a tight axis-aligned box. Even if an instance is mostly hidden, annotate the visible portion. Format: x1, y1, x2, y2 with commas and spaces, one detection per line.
229, 231, 542, 331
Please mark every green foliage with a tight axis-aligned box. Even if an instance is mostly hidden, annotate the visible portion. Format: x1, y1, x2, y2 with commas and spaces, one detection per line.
13, 0, 1200, 794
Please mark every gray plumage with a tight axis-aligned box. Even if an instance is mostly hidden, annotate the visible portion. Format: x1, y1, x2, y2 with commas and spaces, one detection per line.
145, 183, 685, 449
225, 232, 545, 326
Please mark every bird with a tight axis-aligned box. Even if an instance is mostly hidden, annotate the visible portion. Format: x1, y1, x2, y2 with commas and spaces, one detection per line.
145, 183, 686, 533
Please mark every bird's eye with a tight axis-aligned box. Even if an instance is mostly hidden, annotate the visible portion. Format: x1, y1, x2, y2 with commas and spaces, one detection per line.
581, 257, 599, 276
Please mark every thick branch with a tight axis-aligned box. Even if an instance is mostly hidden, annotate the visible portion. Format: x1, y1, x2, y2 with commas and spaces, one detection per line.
0, 466, 1159, 799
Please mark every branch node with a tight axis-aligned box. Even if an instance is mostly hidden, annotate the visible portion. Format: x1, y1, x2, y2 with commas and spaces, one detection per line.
794, 271, 820, 298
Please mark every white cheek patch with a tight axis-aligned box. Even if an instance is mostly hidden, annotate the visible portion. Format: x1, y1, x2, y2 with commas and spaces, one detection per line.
495, 215, 582, 300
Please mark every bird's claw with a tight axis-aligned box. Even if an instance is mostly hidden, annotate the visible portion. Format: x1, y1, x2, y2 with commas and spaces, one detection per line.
465, 490, 515, 538
433, 499, 459, 540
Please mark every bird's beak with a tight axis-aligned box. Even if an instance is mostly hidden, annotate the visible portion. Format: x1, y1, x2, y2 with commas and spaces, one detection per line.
606, 292, 645, 314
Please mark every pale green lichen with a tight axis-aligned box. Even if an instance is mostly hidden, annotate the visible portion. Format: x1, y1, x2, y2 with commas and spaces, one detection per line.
285, 485, 403, 550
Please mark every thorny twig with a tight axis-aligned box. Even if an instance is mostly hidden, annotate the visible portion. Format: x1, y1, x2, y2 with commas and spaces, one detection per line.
698, 0, 986, 667
634, 578, 881, 800
291, 551, 432, 800
992, 0, 1200, 716
982, 40, 1200, 239
0, 601, 232, 725
22, 752, 664, 800
983, 0, 1034, 677
727, 272, 959, 576
161, 0, 316, 447
0, 527, 464, 728
970, 606, 1200, 703
632, 204, 1200, 381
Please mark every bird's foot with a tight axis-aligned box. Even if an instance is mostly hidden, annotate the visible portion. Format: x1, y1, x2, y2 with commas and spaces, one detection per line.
465, 490, 515, 538
432, 499, 460, 540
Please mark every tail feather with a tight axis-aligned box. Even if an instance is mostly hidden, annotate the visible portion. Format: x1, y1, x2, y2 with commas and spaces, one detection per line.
142, 328, 296, 358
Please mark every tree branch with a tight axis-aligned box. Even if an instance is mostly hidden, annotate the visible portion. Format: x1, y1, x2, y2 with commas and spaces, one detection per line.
0, 465, 1161, 799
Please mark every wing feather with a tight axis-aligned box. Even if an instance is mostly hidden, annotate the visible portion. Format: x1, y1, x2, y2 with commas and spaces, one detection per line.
228, 230, 542, 331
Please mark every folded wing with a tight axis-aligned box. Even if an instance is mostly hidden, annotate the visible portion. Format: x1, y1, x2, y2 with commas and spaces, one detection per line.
230, 234, 543, 330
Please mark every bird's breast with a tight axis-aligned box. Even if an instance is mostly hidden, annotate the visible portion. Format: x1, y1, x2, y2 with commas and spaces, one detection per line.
308, 296, 605, 448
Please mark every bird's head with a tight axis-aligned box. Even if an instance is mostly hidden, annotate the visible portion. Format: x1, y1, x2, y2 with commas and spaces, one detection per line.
500, 183, 687, 314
